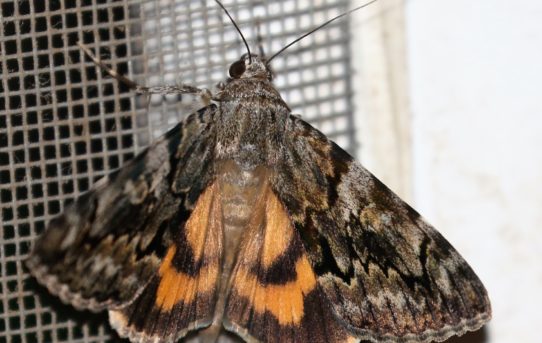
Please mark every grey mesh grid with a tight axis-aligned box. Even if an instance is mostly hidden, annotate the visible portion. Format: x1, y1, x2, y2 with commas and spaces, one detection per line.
0, 0, 356, 341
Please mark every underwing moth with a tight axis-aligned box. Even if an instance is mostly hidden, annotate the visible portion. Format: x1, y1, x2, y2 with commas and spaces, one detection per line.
26, 1, 491, 342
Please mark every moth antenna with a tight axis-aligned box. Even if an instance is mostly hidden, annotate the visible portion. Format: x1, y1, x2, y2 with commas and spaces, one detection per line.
215, 0, 252, 64
267, 0, 378, 64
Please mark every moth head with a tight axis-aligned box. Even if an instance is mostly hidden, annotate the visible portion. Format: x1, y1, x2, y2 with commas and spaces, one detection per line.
229, 54, 273, 81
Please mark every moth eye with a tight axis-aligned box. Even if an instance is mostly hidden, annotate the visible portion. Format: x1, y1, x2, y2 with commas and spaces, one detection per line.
229, 60, 246, 78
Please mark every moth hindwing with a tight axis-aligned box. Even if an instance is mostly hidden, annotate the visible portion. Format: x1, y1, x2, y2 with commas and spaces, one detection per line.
26, 3, 491, 343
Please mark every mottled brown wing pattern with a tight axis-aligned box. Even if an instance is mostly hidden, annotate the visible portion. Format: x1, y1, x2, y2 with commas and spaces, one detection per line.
271, 115, 491, 343
225, 185, 357, 343
26, 105, 217, 312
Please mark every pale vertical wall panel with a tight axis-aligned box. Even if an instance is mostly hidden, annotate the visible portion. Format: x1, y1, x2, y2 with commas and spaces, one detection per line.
407, 0, 542, 342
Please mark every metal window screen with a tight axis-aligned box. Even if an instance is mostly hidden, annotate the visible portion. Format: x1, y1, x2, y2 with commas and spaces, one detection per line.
0, 0, 357, 342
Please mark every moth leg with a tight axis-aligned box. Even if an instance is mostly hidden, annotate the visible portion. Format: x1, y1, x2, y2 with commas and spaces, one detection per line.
77, 42, 212, 104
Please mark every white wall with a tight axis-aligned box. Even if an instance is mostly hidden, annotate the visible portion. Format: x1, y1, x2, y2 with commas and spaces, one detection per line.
353, 0, 542, 342
407, 1, 542, 342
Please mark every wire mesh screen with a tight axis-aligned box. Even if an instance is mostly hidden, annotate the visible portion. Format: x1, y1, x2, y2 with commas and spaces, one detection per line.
0, 0, 356, 341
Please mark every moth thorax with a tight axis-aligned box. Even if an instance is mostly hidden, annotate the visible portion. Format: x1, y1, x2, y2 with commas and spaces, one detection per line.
215, 79, 289, 169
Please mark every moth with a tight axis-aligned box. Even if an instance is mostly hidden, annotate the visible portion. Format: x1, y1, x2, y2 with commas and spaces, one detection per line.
26, 1, 491, 342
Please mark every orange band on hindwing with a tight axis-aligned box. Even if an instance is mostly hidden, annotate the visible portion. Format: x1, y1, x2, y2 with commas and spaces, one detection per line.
155, 246, 219, 311
232, 254, 316, 325
155, 183, 222, 311
261, 190, 294, 269
228, 189, 317, 325
225, 188, 356, 342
